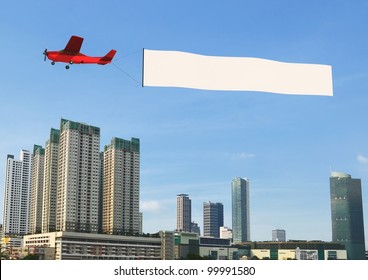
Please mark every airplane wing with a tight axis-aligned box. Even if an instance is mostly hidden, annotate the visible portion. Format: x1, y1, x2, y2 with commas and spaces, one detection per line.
63, 36, 84, 54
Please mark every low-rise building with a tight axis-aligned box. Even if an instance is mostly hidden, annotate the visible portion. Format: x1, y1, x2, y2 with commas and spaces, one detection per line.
23, 231, 162, 260
174, 232, 250, 260
246, 241, 347, 260
1, 236, 23, 259
159, 230, 175, 260
174, 231, 199, 259
199, 237, 250, 260
219, 226, 233, 240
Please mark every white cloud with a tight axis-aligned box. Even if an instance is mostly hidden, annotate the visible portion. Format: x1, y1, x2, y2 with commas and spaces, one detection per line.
228, 152, 255, 160
239, 152, 255, 159
357, 154, 368, 164
140, 200, 163, 212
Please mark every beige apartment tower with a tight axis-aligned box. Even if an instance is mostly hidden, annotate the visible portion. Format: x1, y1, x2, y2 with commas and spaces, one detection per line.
42, 128, 60, 233
176, 194, 191, 232
103, 137, 140, 235
56, 119, 100, 233
29, 145, 45, 234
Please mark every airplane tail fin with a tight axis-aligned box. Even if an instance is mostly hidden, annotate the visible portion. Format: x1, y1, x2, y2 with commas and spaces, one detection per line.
99, 50, 117, 64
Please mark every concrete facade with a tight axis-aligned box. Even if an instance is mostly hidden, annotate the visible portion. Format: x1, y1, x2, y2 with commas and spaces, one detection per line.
23, 231, 161, 260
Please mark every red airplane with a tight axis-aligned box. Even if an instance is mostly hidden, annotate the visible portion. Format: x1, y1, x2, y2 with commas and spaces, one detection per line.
43, 35, 117, 69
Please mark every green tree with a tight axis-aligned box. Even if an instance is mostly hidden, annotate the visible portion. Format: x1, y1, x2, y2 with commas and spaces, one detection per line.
22, 254, 39, 260
186, 253, 209, 260
0, 250, 10, 260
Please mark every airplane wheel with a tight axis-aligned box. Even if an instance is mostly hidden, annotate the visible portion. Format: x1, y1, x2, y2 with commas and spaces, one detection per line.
65, 65, 70, 69
51, 62, 55, 65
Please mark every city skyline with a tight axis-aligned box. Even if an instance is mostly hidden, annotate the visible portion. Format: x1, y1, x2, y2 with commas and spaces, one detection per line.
4, 119, 364, 246
1, 1, 368, 246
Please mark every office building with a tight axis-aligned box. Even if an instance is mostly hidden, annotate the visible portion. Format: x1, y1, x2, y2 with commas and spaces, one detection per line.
220, 226, 233, 240
103, 137, 140, 235
56, 119, 100, 233
190, 222, 201, 235
272, 229, 286, 242
176, 194, 191, 232
330, 171, 366, 260
42, 128, 60, 233
3, 150, 32, 235
29, 145, 45, 234
231, 177, 250, 243
203, 201, 224, 238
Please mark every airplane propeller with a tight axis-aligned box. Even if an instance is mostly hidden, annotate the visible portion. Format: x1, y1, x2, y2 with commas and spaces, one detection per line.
43, 49, 48, 62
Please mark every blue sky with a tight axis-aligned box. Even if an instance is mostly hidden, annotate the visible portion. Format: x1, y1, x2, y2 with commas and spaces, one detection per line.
1, 0, 367, 246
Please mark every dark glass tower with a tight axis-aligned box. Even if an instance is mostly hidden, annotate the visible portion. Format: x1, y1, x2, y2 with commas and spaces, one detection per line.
203, 202, 224, 238
231, 177, 250, 243
330, 172, 365, 260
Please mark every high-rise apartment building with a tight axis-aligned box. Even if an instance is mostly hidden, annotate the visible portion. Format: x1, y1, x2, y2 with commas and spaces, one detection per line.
231, 177, 250, 243
98, 151, 104, 234
3, 150, 32, 235
203, 201, 224, 238
3, 119, 143, 237
56, 119, 100, 233
102, 137, 140, 235
176, 194, 191, 232
330, 171, 366, 260
272, 229, 286, 242
42, 128, 59, 233
29, 145, 45, 234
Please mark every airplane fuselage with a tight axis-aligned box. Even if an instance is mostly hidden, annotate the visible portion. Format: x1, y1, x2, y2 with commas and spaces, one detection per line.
46, 51, 111, 65
44, 36, 116, 69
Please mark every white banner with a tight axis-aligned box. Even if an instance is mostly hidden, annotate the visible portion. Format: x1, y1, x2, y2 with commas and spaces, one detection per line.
143, 49, 333, 96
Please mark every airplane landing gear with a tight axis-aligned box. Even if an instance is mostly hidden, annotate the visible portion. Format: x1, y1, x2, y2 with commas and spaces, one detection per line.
51, 61, 55, 65
65, 65, 70, 69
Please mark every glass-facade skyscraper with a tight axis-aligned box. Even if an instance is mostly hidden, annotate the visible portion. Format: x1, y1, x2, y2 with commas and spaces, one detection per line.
231, 177, 250, 243
203, 201, 224, 238
330, 171, 365, 260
